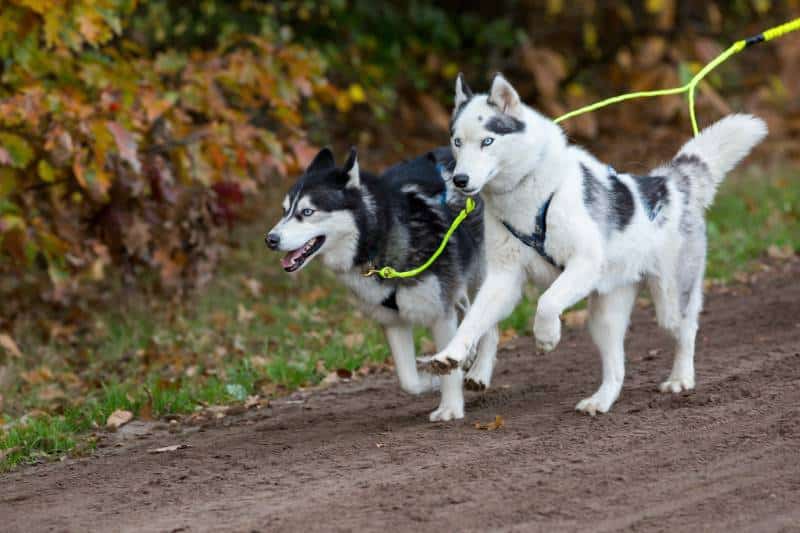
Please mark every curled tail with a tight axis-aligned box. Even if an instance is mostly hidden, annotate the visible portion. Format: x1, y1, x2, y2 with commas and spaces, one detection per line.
672, 114, 767, 208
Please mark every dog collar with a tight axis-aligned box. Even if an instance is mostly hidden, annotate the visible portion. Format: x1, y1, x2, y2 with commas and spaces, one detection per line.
501, 192, 562, 269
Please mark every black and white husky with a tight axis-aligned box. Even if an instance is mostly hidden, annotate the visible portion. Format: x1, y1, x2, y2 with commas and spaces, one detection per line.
265, 147, 498, 421
429, 73, 767, 415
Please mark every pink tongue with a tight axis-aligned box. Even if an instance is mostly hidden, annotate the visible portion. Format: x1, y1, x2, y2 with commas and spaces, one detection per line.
281, 247, 305, 269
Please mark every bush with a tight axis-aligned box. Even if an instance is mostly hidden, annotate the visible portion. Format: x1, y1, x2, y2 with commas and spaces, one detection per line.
0, 0, 339, 302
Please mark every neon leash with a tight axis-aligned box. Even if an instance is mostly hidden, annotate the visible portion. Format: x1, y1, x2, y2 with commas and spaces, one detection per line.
363, 196, 476, 279
364, 17, 800, 279
557, 17, 800, 135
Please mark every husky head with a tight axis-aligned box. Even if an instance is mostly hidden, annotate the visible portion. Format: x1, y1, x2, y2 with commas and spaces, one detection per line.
449, 73, 552, 195
266, 147, 361, 273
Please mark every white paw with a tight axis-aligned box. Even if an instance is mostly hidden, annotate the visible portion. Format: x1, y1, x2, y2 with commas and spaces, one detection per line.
464, 364, 493, 391
659, 375, 695, 394
533, 314, 561, 352
429, 402, 464, 422
575, 388, 618, 416
427, 345, 468, 375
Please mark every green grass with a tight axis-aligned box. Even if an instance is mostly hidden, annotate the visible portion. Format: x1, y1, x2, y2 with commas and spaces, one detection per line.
1, 164, 798, 471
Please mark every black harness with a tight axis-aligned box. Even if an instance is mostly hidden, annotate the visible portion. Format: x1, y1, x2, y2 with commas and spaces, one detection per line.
501, 192, 562, 269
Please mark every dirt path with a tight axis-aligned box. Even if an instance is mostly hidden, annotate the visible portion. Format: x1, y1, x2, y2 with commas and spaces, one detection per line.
3, 261, 800, 533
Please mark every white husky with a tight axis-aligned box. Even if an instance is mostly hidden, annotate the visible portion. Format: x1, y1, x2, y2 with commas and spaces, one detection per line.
428, 73, 767, 414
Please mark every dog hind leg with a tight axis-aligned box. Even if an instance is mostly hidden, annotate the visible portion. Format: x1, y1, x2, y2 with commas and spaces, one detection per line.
429, 311, 465, 421
649, 233, 704, 393
576, 283, 637, 415
464, 326, 498, 391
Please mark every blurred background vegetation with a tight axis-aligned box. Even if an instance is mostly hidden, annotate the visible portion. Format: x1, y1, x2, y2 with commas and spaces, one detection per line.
1, 1, 798, 468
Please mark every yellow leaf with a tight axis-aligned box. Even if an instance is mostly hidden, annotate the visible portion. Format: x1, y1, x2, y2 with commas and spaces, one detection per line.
106, 409, 133, 430
474, 415, 505, 430
37, 160, 55, 182
645, 0, 664, 12
348, 84, 366, 103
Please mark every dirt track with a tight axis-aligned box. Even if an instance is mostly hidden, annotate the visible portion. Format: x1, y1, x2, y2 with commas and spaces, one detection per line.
2, 260, 800, 532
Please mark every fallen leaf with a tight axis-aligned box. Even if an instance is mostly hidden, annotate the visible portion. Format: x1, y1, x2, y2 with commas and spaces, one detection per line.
20, 366, 54, 385
301, 286, 330, 304
499, 328, 518, 346
237, 303, 255, 324
241, 277, 262, 297
474, 415, 505, 431
563, 309, 588, 329
148, 444, 190, 454
767, 244, 794, 260
0, 333, 22, 359
321, 372, 340, 386
37, 384, 65, 402
106, 409, 133, 430
244, 395, 261, 409
343, 333, 364, 350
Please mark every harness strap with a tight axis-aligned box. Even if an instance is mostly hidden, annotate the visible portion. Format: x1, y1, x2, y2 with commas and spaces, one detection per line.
501, 193, 561, 269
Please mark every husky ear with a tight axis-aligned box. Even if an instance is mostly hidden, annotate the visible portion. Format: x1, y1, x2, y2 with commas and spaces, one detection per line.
306, 147, 335, 174
342, 147, 360, 189
454, 72, 473, 111
489, 73, 521, 114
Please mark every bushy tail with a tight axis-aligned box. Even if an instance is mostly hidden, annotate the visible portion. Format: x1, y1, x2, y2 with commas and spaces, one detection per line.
673, 114, 767, 208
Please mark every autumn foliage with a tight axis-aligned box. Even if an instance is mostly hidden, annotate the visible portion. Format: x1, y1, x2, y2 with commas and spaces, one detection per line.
1, 1, 797, 305
0, 0, 341, 300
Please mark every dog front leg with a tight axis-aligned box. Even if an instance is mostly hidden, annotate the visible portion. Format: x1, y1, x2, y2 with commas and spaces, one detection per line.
428, 266, 523, 373
533, 256, 599, 352
384, 325, 438, 395
428, 312, 464, 421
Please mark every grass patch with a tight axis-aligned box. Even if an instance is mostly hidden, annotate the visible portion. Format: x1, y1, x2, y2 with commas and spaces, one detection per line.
2, 164, 797, 470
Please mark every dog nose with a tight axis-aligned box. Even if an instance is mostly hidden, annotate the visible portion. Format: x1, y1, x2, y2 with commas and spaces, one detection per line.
265, 233, 280, 250
452, 174, 470, 188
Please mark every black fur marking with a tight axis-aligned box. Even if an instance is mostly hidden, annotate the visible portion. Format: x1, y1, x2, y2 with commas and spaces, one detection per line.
581, 164, 602, 211
634, 175, 669, 221
608, 174, 634, 231
450, 98, 472, 134
381, 290, 398, 311
484, 114, 525, 135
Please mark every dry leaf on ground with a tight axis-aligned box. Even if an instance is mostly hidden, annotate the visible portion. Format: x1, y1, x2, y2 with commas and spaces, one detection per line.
767, 244, 795, 260
148, 444, 190, 454
106, 409, 133, 430
474, 415, 505, 431
241, 277, 262, 297
563, 309, 588, 329
0, 333, 23, 359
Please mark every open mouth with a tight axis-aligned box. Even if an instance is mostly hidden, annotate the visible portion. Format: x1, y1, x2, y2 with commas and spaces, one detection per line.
281, 236, 326, 272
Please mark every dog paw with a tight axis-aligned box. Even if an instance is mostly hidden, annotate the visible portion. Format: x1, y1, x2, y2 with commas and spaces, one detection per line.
429, 402, 464, 422
575, 388, 618, 416
533, 314, 561, 352
427, 346, 468, 375
464, 376, 487, 391
658, 375, 695, 394
464, 364, 492, 392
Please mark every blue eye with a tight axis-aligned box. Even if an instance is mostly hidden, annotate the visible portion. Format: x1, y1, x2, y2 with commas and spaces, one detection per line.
481, 137, 494, 147
301, 208, 314, 217
453, 138, 462, 148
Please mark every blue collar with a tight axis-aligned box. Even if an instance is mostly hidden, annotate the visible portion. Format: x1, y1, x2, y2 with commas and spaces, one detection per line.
501, 192, 561, 269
